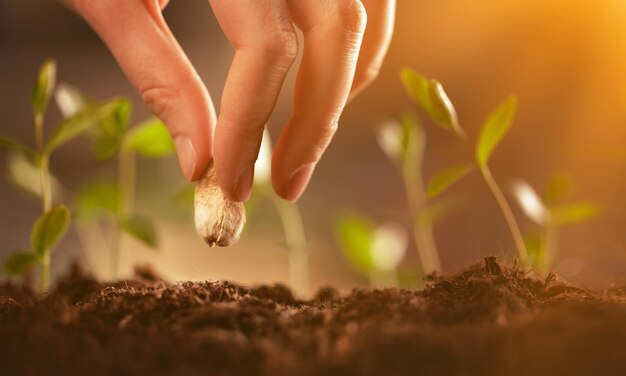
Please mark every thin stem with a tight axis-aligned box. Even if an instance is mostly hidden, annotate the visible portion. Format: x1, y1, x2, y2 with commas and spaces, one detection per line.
111, 148, 136, 278
402, 156, 441, 273
36, 114, 53, 293
480, 166, 529, 266
269, 193, 308, 297
111, 218, 121, 279
540, 225, 557, 274
40, 251, 50, 293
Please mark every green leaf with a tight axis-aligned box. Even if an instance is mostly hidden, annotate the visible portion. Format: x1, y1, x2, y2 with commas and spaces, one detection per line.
0, 136, 37, 162
550, 202, 600, 227
44, 100, 124, 155
4, 251, 40, 277
124, 118, 175, 158
417, 196, 463, 227
55, 82, 88, 117
32, 59, 57, 119
6, 152, 62, 199
75, 182, 120, 219
335, 213, 374, 275
91, 132, 122, 161
31, 205, 71, 256
118, 215, 157, 248
544, 173, 574, 206
475, 96, 517, 167
400, 69, 459, 131
427, 164, 473, 199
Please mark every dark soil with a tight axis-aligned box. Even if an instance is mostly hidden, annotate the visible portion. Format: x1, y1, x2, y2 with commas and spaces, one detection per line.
2, 257, 626, 376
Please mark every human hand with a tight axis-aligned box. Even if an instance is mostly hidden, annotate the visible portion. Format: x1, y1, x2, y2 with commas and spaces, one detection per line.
60, 0, 395, 202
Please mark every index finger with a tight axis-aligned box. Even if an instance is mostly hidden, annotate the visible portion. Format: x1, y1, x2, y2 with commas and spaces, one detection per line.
272, 0, 367, 202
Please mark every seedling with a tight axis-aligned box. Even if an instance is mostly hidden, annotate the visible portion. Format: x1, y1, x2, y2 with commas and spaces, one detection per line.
56, 84, 176, 277
401, 69, 530, 266
511, 174, 600, 273
336, 213, 407, 287
1, 60, 124, 291
376, 114, 461, 274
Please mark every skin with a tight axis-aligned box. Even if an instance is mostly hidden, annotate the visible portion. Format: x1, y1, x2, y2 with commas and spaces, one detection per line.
60, 0, 396, 202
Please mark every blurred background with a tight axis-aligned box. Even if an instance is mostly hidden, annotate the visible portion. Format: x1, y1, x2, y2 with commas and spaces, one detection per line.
1, 0, 625, 293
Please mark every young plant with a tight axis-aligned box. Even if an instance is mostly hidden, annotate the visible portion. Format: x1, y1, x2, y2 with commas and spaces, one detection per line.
336, 213, 407, 287
511, 174, 600, 273
377, 114, 461, 274
401, 69, 530, 266
252, 130, 309, 296
56, 84, 175, 278
1, 60, 124, 291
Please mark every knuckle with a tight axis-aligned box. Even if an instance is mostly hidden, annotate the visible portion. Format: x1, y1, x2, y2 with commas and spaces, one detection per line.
258, 28, 299, 66
336, 0, 367, 34
138, 80, 179, 120
313, 120, 339, 158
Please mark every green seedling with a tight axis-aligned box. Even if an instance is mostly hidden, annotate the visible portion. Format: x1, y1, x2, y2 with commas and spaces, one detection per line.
56, 84, 175, 278
252, 130, 309, 296
376, 114, 461, 274
1, 60, 124, 291
336, 213, 408, 287
511, 174, 600, 273
401, 68, 530, 266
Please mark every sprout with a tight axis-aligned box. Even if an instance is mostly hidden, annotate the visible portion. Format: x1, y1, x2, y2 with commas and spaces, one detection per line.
1, 60, 123, 292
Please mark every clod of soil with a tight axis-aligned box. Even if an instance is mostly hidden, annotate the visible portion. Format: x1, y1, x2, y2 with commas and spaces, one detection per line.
2, 257, 626, 376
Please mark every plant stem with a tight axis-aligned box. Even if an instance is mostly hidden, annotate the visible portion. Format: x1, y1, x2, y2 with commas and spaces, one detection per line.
269, 193, 308, 297
36, 114, 53, 293
540, 225, 557, 274
111, 148, 136, 278
479, 166, 529, 266
40, 251, 50, 293
402, 155, 441, 273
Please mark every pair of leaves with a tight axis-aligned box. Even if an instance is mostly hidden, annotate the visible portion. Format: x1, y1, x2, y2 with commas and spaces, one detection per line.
45, 100, 127, 155
401, 69, 460, 135
511, 179, 600, 227
75, 182, 157, 248
402, 69, 518, 198
4, 205, 70, 277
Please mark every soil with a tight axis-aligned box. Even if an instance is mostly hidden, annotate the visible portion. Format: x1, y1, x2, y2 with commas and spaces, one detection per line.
1, 257, 625, 376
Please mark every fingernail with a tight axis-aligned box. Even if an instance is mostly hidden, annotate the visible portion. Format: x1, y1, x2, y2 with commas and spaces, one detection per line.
234, 165, 254, 202
174, 135, 196, 181
286, 163, 316, 202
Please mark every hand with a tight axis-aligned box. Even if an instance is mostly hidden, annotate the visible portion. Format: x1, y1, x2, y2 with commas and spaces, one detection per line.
60, 0, 396, 202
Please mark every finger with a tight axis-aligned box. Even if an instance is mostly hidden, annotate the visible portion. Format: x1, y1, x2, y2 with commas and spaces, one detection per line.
208, 0, 298, 202
348, 0, 396, 101
71, 0, 215, 181
272, 0, 367, 201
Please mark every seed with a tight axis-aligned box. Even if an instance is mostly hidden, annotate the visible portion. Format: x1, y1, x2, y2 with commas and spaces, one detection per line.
194, 164, 246, 247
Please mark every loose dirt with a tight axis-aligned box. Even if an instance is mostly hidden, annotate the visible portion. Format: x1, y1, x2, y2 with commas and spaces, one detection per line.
2, 257, 625, 375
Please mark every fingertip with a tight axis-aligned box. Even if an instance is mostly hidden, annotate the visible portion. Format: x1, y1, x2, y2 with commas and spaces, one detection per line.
174, 135, 197, 182
272, 161, 316, 202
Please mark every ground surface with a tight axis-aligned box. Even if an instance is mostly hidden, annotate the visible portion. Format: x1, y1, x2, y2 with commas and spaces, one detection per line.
1, 257, 626, 376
